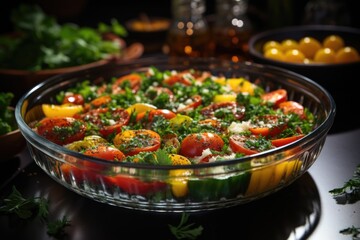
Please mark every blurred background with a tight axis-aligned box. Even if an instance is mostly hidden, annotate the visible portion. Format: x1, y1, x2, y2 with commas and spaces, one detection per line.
1, 0, 359, 34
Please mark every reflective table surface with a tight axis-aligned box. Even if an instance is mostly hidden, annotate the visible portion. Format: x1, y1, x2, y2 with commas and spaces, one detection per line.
0, 125, 359, 240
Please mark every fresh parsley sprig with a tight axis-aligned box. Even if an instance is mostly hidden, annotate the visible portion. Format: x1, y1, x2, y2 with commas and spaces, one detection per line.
169, 212, 203, 240
340, 226, 360, 239
329, 164, 360, 204
329, 164, 360, 239
0, 186, 71, 237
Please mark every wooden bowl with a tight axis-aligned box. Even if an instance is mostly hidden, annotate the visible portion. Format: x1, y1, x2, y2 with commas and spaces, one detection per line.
0, 42, 144, 106
0, 108, 26, 160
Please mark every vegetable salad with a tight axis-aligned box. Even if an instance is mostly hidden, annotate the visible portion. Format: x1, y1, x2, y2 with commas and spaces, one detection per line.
35, 66, 315, 166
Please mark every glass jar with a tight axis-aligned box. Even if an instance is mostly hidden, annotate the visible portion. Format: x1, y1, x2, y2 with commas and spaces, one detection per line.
164, 0, 211, 57
212, 0, 254, 62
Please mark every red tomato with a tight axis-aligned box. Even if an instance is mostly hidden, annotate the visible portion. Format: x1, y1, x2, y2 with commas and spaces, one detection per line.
104, 175, 167, 196
278, 101, 305, 118
180, 132, 224, 158
60, 163, 98, 183
146, 87, 174, 101
177, 95, 202, 113
261, 89, 287, 107
62, 93, 84, 105
113, 129, 161, 156
136, 109, 176, 122
83, 145, 126, 161
163, 71, 193, 86
249, 115, 286, 137
112, 74, 142, 93
85, 95, 112, 111
75, 107, 130, 138
199, 119, 226, 132
229, 135, 259, 155
200, 102, 245, 120
36, 117, 86, 145
271, 134, 304, 147
82, 145, 126, 171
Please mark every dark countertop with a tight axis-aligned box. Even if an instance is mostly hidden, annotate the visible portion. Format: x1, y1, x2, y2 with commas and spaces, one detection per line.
0, 124, 359, 239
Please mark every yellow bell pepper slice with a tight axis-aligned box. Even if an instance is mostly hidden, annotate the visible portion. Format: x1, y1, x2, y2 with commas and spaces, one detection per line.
169, 114, 193, 128
226, 78, 256, 95
245, 159, 302, 196
213, 94, 237, 103
126, 103, 157, 115
42, 103, 83, 118
168, 154, 192, 198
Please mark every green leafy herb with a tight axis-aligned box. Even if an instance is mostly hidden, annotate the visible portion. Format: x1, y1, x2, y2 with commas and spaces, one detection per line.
169, 212, 203, 240
0, 186, 71, 237
0, 4, 127, 71
329, 165, 360, 238
329, 164, 360, 204
340, 226, 360, 239
0, 186, 48, 219
47, 216, 71, 238
0, 92, 16, 135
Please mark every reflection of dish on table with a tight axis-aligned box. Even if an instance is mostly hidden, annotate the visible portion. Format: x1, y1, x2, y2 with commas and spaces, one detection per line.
0, 154, 320, 240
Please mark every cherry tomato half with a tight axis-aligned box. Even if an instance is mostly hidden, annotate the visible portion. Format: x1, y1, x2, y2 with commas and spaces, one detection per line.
271, 134, 305, 147
145, 87, 175, 102
163, 71, 193, 86
249, 115, 286, 137
229, 135, 259, 156
60, 163, 99, 183
104, 175, 167, 196
180, 132, 224, 158
83, 145, 126, 161
136, 109, 176, 122
112, 74, 142, 93
261, 89, 287, 107
201, 102, 245, 121
177, 95, 202, 113
36, 117, 86, 145
278, 101, 305, 118
75, 107, 130, 138
113, 129, 161, 156
84, 95, 112, 111
62, 93, 85, 105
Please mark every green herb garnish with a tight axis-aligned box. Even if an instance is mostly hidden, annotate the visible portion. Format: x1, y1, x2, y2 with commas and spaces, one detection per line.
0, 186, 71, 237
169, 212, 203, 240
0, 92, 16, 135
340, 226, 360, 239
329, 164, 360, 204
0, 4, 127, 71
329, 164, 360, 238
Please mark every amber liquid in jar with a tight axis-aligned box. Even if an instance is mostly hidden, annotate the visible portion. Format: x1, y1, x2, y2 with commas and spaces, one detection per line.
212, 0, 253, 62
212, 28, 252, 61
165, 0, 212, 57
166, 29, 212, 57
